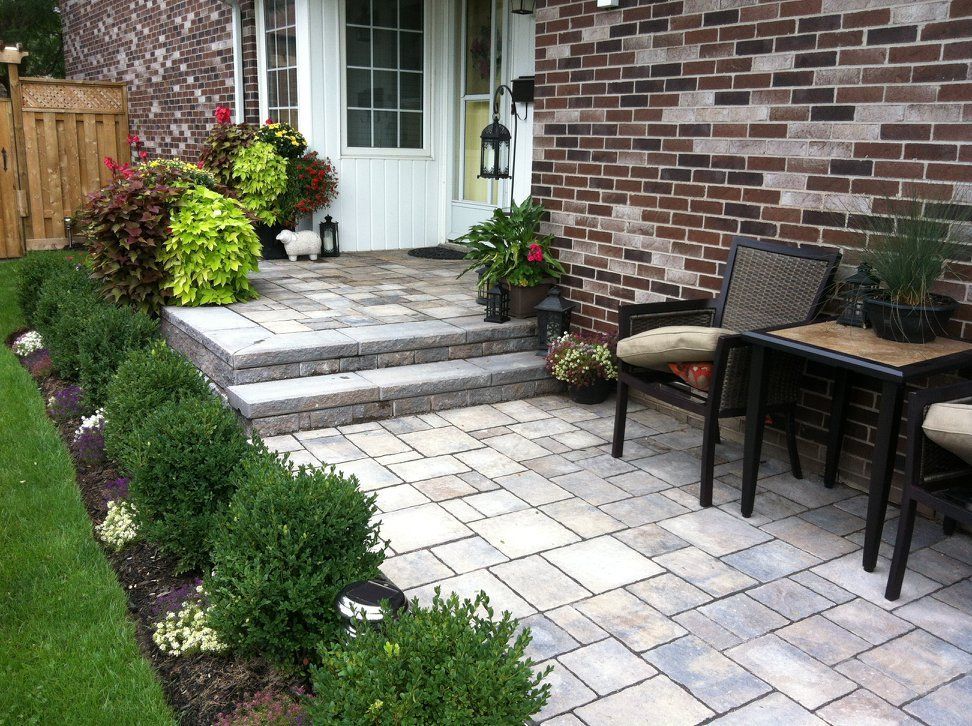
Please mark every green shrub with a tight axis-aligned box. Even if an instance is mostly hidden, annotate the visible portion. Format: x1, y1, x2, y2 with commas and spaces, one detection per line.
200, 122, 256, 186
230, 141, 287, 225
129, 397, 250, 573
207, 452, 384, 663
104, 342, 213, 469
16, 252, 77, 325
161, 185, 261, 306
34, 268, 101, 379
77, 305, 159, 409
310, 589, 552, 724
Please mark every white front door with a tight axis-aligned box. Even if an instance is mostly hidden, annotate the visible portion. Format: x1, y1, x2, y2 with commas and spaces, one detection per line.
448, 0, 535, 240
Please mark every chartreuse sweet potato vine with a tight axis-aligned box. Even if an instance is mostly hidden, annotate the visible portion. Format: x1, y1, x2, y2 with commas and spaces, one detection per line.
161, 185, 261, 306
231, 140, 287, 225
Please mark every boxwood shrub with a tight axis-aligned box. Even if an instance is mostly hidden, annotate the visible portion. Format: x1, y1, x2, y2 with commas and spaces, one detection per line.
310, 589, 552, 724
207, 452, 384, 663
128, 396, 250, 573
16, 252, 78, 326
33, 267, 101, 379
103, 342, 214, 469
77, 305, 159, 408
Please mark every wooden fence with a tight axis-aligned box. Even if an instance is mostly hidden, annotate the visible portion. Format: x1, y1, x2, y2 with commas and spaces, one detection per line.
0, 49, 129, 258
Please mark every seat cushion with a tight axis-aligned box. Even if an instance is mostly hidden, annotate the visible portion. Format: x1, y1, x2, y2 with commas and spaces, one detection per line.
923, 402, 972, 466
616, 325, 736, 369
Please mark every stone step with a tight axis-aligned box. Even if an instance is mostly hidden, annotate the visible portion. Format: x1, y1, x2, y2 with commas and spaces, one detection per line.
224, 351, 561, 435
162, 306, 538, 387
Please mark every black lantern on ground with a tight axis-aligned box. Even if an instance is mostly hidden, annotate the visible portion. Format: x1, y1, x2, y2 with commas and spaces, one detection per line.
319, 215, 341, 257
535, 286, 576, 355
476, 266, 489, 305
479, 86, 513, 180
484, 283, 510, 323
336, 577, 408, 637
511, 0, 535, 14
837, 261, 880, 328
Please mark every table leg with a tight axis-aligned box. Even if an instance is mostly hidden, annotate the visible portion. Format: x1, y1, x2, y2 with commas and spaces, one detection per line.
824, 368, 850, 489
863, 380, 904, 572
741, 345, 769, 518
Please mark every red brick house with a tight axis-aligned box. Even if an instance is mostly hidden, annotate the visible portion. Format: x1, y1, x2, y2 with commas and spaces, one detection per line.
60, 0, 972, 485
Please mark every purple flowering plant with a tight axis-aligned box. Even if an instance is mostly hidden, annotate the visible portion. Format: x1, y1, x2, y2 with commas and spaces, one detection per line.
152, 578, 204, 617
216, 687, 309, 726
103, 476, 131, 506
48, 386, 84, 421
73, 427, 106, 467
25, 348, 53, 378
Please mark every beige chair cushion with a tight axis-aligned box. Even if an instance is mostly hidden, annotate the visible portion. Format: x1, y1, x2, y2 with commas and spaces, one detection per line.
923, 401, 972, 466
616, 325, 736, 369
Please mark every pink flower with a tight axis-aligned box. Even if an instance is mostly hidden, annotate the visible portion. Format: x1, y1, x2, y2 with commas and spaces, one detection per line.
214, 105, 232, 124
127, 134, 140, 145
265, 117, 274, 125
103, 156, 116, 170
139, 150, 149, 160
527, 243, 544, 263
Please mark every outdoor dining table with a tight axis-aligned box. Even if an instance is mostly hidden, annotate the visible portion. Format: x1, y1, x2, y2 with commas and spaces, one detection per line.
738, 320, 972, 572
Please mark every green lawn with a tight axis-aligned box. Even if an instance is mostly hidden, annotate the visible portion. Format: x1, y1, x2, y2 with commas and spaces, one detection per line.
0, 254, 172, 724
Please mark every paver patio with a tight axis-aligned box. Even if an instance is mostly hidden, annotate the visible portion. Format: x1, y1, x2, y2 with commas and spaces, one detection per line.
266, 393, 972, 724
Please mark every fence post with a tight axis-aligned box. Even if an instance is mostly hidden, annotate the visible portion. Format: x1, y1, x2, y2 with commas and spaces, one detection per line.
2, 46, 30, 256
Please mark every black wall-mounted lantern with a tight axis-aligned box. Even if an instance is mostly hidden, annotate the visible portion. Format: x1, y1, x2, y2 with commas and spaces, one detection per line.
484, 284, 510, 323
319, 215, 341, 257
511, 0, 535, 14
837, 262, 879, 328
535, 286, 575, 355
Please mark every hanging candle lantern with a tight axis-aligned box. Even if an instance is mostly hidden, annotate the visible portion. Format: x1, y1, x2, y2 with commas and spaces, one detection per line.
484, 284, 510, 323
535, 286, 576, 355
837, 262, 879, 328
476, 266, 489, 306
510, 0, 536, 14
319, 215, 341, 257
479, 116, 511, 180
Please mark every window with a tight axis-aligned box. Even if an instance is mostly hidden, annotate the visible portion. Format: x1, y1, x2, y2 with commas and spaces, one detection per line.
345, 0, 425, 150
263, 0, 298, 126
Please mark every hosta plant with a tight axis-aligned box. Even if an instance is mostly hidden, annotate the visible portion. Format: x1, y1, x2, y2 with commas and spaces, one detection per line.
162, 184, 261, 306
310, 589, 551, 724
231, 140, 288, 225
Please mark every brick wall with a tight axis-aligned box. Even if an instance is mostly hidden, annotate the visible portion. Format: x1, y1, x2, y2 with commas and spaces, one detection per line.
533, 0, 972, 488
60, 0, 261, 159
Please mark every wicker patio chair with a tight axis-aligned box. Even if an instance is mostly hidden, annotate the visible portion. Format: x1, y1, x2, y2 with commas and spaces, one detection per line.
886, 381, 972, 600
611, 236, 841, 507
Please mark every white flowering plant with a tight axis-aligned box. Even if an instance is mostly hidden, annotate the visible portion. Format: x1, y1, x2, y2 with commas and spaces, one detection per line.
152, 585, 226, 656
545, 332, 619, 388
12, 330, 44, 356
96, 499, 140, 551
74, 408, 106, 442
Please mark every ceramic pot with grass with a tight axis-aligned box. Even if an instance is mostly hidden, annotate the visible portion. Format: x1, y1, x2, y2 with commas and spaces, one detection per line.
864, 292, 958, 344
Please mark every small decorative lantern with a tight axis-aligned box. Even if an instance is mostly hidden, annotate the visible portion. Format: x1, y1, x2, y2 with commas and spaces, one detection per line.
484, 283, 510, 323
535, 286, 575, 355
63, 216, 75, 248
511, 0, 535, 14
837, 262, 880, 328
335, 577, 408, 638
319, 215, 341, 257
476, 266, 489, 306
479, 117, 511, 180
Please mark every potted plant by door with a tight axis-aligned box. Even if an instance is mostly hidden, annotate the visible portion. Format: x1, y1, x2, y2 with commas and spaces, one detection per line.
860, 197, 969, 344
459, 197, 566, 318
545, 332, 619, 404
276, 151, 340, 247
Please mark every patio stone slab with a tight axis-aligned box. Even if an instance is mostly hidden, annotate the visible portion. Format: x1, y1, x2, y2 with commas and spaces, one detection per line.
373, 484, 430, 512
398, 425, 483, 457
559, 638, 657, 696
628, 574, 712, 616
470, 508, 580, 558
821, 598, 911, 645
709, 693, 823, 725
232, 329, 357, 366
575, 676, 713, 726
722, 540, 821, 582
655, 547, 757, 597
431, 536, 506, 573
777, 615, 871, 665
376, 503, 471, 552
438, 404, 518, 430
379, 550, 453, 589
344, 429, 414, 457
811, 552, 939, 608
543, 536, 662, 594
673, 610, 743, 651
412, 475, 476, 501
576, 589, 686, 652
660, 508, 772, 557
340, 320, 465, 353
532, 660, 596, 721
463, 490, 529, 517
334, 458, 403, 490
905, 673, 972, 725
388, 454, 470, 482
748, 579, 833, 621
457, 449, 527, 480
858, 630, 972, 695
493, 555, 592, 611
519, 614, 580, 663
551, 471, 630, 506
540, 498, 626, 538
546, 605, 608, 645
409, 569, 534, 619
696, 593, 787, 640
818, 689, 919, 725
600, 492, 689, 527
895, 595, 972, 652
482, 432, 553, 461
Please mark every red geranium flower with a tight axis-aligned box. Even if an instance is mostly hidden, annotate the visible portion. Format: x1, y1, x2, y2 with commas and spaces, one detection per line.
527, 243, 544, 263
214, 105, 232, 124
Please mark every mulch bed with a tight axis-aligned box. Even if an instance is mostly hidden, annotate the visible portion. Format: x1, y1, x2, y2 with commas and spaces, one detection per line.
7, 329, 305, 725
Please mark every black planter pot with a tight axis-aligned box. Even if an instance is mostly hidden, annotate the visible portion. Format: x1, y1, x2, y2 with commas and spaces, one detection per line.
863, 292, 958, 344
255, 223, 289, 260
568, 378, 613, 405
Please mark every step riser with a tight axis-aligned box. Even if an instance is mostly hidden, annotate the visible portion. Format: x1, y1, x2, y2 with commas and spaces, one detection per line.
163, 317, 539, 387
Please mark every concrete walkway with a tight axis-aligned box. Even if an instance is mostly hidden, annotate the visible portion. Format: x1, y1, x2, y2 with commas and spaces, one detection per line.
267, 393, 972, 724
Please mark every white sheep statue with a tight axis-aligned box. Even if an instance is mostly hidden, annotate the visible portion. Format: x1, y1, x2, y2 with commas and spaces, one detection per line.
276, 229, 322, 261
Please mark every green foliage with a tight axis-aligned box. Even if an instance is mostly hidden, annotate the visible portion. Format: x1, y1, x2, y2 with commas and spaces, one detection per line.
33, 267, 100, 379
860, 197, 972, 306
161, 184, 261, 306
15, 252, 76, 325
231, 141, 288, 225
138, 158, 220, 191
256, 121, 308, 159
460, 197, 565, 287
78, 172, 182, 314
0, 1, 64, 88
200, 122, 256, 186
207, 451, 384, 663
104, 341, 214, 469
76, 305, 159, 409
129, 397, 250, 573
310, 589, 552, 724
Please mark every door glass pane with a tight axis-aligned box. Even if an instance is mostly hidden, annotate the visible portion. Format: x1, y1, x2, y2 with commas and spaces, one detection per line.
401, 112, 422, 148
400, 32, 423, 70
400, 72, 422, 110
373, 71, 398, 109
374, 111, 398, 147
347, 0, 370, 25
347, 68, 372, 107
400, 0, 423, 30
373, 0, 397, 27
373, 29, 398, 68
347, 26, 371, 66
348, 110, 372, 147
264, 0, 298, 126
463, 100, 491, 202
465, 0, 492, 96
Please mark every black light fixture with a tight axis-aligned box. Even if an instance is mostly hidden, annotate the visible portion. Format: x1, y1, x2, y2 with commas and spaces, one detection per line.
511, 0, 535, 14
335, 577, 408, 638
476, 266, 489, 306
319, 215, 341, 258
837, 261, 879, 328
479, 85, 513, 180
63, 216, 75, 249
484, 283, 510, 323
535, 286, 576, 355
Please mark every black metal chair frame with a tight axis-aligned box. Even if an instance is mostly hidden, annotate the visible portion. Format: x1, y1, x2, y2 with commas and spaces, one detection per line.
885, 380, 972, 600
611, 236, 841, 507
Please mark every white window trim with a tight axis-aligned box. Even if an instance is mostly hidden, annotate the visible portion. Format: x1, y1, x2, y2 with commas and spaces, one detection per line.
339, 0, 434, 159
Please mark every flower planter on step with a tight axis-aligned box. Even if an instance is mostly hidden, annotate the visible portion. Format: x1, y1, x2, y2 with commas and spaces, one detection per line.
506, 280, 553, 319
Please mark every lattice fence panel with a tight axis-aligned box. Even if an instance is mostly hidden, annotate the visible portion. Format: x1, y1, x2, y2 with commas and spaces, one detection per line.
21, 81, 125, 113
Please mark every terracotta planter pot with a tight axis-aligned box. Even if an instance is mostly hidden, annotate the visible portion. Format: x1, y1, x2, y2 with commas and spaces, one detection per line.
863, 292, 958, 344
506, 279, 554, 318
568, 378, 613, 405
